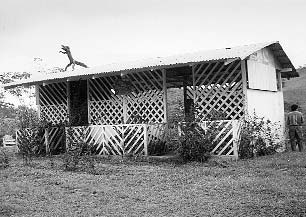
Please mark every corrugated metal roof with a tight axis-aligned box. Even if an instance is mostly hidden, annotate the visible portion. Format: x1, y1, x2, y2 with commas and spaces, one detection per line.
3, 41, 297, 89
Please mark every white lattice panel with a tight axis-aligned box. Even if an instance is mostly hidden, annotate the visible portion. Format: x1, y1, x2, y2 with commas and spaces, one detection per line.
16, 128, 45, 154
40, 104, 68, 124
65, 126, 88, 151
126, 90, 165, 123
88, 69, 166, 125
47, 127, 65, 153
66, 124, 147, 155
193, 60, 244, 121
199, 120, 240, 157
89, 100, 123, 125
123, 125, 145, 154
39, 82, 68, 124
147, 124, 167, 145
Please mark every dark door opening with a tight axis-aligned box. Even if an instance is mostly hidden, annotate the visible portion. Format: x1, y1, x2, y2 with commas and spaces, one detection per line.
68, 80, 88, 126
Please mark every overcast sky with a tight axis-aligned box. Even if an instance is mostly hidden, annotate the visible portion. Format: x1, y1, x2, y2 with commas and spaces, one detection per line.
1, 0, 306, 73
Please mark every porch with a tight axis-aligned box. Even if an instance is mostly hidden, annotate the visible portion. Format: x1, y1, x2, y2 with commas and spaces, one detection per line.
16, 58, 244, 159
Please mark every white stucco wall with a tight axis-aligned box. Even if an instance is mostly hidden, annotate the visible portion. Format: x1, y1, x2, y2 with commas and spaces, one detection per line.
245, 47, 285, 139
246, 89, 284, 124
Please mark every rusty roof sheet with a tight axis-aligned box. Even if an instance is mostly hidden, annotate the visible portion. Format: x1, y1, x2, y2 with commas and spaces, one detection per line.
3, 41, 297, 89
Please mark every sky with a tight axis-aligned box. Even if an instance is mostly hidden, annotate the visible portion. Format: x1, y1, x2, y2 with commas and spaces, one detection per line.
0, 0, 306, 74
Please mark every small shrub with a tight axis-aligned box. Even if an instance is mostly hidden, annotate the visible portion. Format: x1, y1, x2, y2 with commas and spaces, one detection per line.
0, 149, 9, 169
177, 121, 216, 162
17, 127, 46, 165
172, 106, 223, 163
239, 113, 281, 159
148, 139, 167, 156
63, 127, 95, 173
16, 107, 53, 164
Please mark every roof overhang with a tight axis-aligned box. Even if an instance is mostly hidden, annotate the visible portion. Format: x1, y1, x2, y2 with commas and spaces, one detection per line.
2, 41, 297, 89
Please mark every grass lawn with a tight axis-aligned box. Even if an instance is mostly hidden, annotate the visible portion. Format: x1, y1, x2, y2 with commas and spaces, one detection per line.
1, 148, 306, 217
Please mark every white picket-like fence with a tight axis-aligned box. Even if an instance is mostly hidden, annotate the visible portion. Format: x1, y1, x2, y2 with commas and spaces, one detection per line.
16, 121, 240, 158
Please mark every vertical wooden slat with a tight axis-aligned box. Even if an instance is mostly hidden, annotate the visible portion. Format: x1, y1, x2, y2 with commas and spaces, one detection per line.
123, 97, 127, 123
241, 60, 248, 114
232, 120, 239, 159
192, 65, 196, 103
66, 81, 71, 123
45, 128, 49, 154
35, 85, 40, 119
162, 69, 167, 123
87, 79, 91, 124
144, 124, 148, 156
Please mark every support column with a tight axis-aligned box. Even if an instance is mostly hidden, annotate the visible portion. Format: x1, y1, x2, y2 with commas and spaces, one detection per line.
87, 79, 91, 124
35, 84, 40, 119
66, 81, 71, 124
241, 60, 248, 115
162, 69, 168, 123
45, 128, 50, 154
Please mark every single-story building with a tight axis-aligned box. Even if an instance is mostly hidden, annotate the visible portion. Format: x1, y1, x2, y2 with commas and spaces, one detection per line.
4, 41, 298, 158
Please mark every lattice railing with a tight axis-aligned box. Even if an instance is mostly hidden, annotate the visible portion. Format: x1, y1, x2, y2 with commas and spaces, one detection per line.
46, 127, 65, 153
39, 82, 68, 124
178, 120, 240, 158
193, 60, 244, 121
147, 124, 167, 145
66, 124, 147, 155
199, 120, 240, 157
16, 127, 65, 154
88, 69, 166, 125
16, 128, 45, 154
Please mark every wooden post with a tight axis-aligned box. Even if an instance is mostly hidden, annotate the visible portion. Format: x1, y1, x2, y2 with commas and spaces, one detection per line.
66, 81, 71, 124
87, 79, 91, 125
35, 85, 40, 119
45, 128, 50, 154
241, 60, 248, 115
15, 130, 18, 148
192, 65, 196, 105
162, 69, 168, 123
123, 96, 127, 124
232, 120, 239, 159
143, 124, 148, 156
65, 127, 69, 152
183, 80, 187, 114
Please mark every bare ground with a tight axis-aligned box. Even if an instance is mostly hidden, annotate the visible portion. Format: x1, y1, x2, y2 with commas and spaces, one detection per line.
1, 149, 306, 217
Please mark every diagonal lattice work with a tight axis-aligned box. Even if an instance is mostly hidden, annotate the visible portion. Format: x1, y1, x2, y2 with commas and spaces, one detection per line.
39, 82, 68, 124
40, 104, 68, 125
16, 127, 66, 155
125, 90, 164, 123
16, 128, 45, 152
89, 99, 123, 125
88, 69, 166, 125
193, 60, 244, 121
47, 127, 65, 154
147, 124, 167, 146
199, 120, 240, 157
65, 124, 147, 155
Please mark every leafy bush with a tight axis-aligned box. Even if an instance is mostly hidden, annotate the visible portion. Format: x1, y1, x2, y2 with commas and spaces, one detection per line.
0, 149, 9, 169
17, 128, 45, 165
63, 127, 95, 173
148, 139, 167, 156
174, 107, 223, 162
177, 122, 216, 162
15, 106, 52, 164
239, 113, 281, 159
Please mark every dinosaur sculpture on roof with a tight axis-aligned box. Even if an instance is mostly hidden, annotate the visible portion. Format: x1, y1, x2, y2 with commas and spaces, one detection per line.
60, 45, 88, 71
